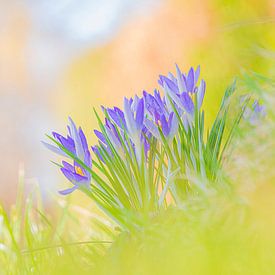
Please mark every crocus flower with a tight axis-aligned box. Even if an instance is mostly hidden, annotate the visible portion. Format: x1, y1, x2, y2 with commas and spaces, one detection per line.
105, 106, 126, 129
94, 99, 151, 162
91, 145, 105, 162
182, 65, 201, 94
159, 64, 205, 116
160, 113, 178, 139
143, 90, 166, 122
252, 100, 266, 115
159, 75, 180, 94
93, 118, 123, 160
244, 100, 266, 125
179, 92, 195, 115
144, 112, 178, 141
162, 81, 194, 116
43, 117, 92, 195
124, 96, 144, 144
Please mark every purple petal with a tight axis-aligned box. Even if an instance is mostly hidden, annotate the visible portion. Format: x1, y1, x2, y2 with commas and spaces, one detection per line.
135, 98, 144, 130
100, 141, 113, 157
94, 130, 106, 144
67, 125, 72, 136
186, 67, 195, 93
84, 150, 91, 170
144, 118, 159, 138
59, 185, 78, 195
68, 117, 85, 160
79, 128, 89, 153
41, 141, 68, 157
106, 119, 120, 142
132, 95, 141, 112
107, 108, 117, 120
252, 100, 266, 116
61, 168, 88, 183
62, 161, 74, 172
162, 82, 178, 113
105, 123, 121, 151
180, 93, 194, 115
160, 115, 169, 137
141, 130, 151, 158
249, 100, 266, 123
197, 79, 206, 109
124, 97, 136, 134
163, 81, 182, 106
194, 65, 200, 84
92, 145, 104, 162
159, 75, 179, 93
52, 132, 75, 153
144, 91, 163, 118
168, 72, 177, 83
78, 127, 91, 167
129, 97, 133, 106
168, 113, 173, 128
168, 113, 178, 139
114, 107, 126, 126
107, 108, 124, 128
154, 90, 163, 106
175, 64, 187, 93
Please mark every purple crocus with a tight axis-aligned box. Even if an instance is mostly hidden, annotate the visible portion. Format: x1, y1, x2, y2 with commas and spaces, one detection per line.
162, 81, 194, 116
43, 117, 92, 195
94, 66, 206, 166
93, 98, 151, 162
143, 90, 166, 122
252, 100, 266, 115
91, 145, 105, 162
144, 112, 178, 141
159, 64, 205, 116
105, 106, 126, 129
124, 96, 144, 143
93, 118, 123, 160
160, 113, 178, 139
179, 92, 195, 115
183, 65, 201, 94
158, 75, 179, 94
244, 100, 266, 125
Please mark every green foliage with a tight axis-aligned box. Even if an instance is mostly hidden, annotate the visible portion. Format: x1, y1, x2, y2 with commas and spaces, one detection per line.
46, 80, 251, 233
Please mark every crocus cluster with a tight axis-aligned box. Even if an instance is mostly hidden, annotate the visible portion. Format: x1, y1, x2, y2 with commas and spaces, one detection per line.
93, 65, 205, 158
44, 65, 203, 194
44, 64, 264, 197
44, 65, 206, 194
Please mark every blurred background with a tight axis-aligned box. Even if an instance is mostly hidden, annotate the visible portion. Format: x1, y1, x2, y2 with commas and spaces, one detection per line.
0, 0, 274, 205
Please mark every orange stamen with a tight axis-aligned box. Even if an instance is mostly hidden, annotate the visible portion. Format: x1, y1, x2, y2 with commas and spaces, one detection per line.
75, 166, 84, 176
